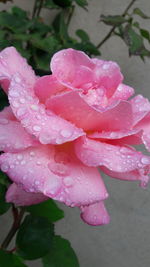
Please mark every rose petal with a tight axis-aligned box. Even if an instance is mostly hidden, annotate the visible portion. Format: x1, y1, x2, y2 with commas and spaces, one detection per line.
46, 90, 133, 131
109, 83, 134, 103
0, 107, 38, 152
8, 74, 84, 145
91, 58, 123, 97
0, 145, 108, 207
130, 95, 150, 126
75, 137, 150, 172
0, 47, 36, 93
34, 75, 67, 103
6, 183, 48, 206
80, 201, 110, 226
88, 129, 143, 145
50, 48, 94, 88
100, 166, 150, 188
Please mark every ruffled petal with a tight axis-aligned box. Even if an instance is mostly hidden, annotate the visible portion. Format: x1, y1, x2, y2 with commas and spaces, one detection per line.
8, 74, 84, 145
34, 75, 67, 103
91, 58, 123, 97
46, 90, 133, 131
0, 145, 108, 207
109, 83, 134, 103
50, 48, 94, 88
0, 47, 36, 93
0, 107, 38, 152
75, 137, 150, 172
130, 95, 150, 126
134, 112, 150, 151
88, 129, 143, 145
6, 183, 48, 206
100, 166, 150, 188
80, 201, 110, 226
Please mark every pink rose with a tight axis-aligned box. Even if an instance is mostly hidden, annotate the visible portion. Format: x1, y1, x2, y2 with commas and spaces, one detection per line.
0, 47, 150, 226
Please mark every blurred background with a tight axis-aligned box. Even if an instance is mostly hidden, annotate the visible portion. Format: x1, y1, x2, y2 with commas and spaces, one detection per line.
0, 0, 150, 266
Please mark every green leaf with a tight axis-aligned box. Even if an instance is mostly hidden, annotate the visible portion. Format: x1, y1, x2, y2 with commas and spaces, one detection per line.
44, 0, 60, 9
100, 15, 127, 26
133, 8, 150, 19
16, 215, 54, 260
140, 28, 150, 42
0, 184, 11, 215
42, 235, 79, 267
76, 29, 89, 41
26, 199, 64, 222
124, 25, 145, 55
53, 0, 73, 8
11, 6, 28, 19
30, 35, 60, 53
52, 12, 70, 42
0, 11, 30, 33
0, 250, 27, 267
75, 0, 88, 8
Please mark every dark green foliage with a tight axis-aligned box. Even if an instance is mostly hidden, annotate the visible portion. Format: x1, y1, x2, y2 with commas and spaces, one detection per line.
42, 235, 79, 267
26, 199, 64, 222
0, 250, 27, 267
16, 215, 54, 260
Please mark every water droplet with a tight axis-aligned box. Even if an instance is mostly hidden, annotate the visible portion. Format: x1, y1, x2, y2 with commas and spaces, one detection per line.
9, 91, 19, 97
15, 76, 21, 83
60, 129, 72, 138
17, 108, 27, 117
17, 154, 23, 161
30, 104, 39, 111
63, 177, 73, 187
102, 64, 110, 70
33, 125, 41, 132
141, 157, 150, 164
19, 98, 26, 104
1, 162, 9, 172
12, 101, 19, 108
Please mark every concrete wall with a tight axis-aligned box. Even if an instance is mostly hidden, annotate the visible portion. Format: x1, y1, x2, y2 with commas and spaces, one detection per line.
1, 1, 150, 266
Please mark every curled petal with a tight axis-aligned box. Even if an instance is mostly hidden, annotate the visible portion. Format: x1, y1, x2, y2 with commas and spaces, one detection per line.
0, 107, 38, 152
8, 74, 84, 145
75, 137, 150, 172
88, 129, 143, 145
92, 58, 123, 97
109, 83, 134, 103
130, 95, 150, 126
47, 90, 133, 131
0, 47, 36, 93
51, 48, 94, 88
80, 201, 110, 226
6, 183, 48, 206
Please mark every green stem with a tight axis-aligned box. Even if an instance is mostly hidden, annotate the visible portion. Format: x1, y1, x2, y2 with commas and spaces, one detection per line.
32, 0, 38, 19
1, 206, 25, 250
96, 0, 137, 49
66, 5, 75, 26
36, 0, 44, 17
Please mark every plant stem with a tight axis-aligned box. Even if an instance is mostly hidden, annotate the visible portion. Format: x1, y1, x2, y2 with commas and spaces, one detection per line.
36, 0, 44, 17
66, 5, 75, 26
32, 0, 38, 19
96, 0, 137, 49
1, 206, 25, 250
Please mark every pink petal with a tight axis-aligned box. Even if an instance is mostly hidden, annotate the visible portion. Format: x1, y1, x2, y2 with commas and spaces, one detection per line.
130, 95, 150, 126
88, 129, 143, 145
34, 75, 67, 103
0, 145, 108, 207
80, 201, 110, 226
0, 146, 63, 196
6, 183, 48, 206
0, 107, 38, 152
109, 83, 134, 103
135, 112, 150, 151
8, 74, 84, 145
92, 58, 123, 97
50, 48, 94, 88
75, 137, 150, 172
100, 166, 150, 188
0, 47, 36, 93
46, 90, 133, 131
